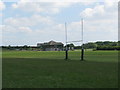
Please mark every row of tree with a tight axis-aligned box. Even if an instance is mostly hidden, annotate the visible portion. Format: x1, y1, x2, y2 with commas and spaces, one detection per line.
1, 45, 39, 51
1, 41, 120, 51
74, 41, 120, 50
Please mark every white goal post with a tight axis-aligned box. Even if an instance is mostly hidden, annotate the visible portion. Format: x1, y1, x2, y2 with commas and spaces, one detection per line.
65, 19, 84, 61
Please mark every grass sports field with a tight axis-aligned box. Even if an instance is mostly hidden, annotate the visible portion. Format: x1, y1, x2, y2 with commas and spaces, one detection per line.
2, 50, 118, 88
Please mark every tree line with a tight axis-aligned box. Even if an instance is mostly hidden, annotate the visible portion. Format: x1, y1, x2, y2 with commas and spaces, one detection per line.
73, 41, 120, 50
1, 41, 120, 51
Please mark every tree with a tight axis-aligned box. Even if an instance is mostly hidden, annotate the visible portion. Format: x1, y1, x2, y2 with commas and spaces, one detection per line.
23, 45, 28, 50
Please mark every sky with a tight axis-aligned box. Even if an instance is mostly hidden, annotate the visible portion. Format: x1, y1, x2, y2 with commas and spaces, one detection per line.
0, 0, 119, 46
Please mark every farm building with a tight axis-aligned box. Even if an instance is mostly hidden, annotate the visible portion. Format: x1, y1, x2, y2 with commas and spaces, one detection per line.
37, 40, 64, 51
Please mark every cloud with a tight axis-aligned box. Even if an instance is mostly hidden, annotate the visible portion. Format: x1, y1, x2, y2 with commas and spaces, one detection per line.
2, 1, 118, 45
18, 27, 32, 33
0, 1, 6, 11
12, 0, 118, 15
80, 4, 105, 18
9, 0, 119, 2
4, 14, 53, 27
80, 2, 117, 18
12, 2, 45, 13
3, 13, 64, 37
3, 14, 55, 45
104, 0, 115, 7
79, 2, 118, 42
3, 14, 54, 39
12, 2, 74, 14
0, 1, 5, 18
0, 13, 2, 17
2, 22, 66, 45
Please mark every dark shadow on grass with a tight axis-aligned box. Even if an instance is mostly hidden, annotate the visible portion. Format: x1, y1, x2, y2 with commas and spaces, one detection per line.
2, 58, 118, 88
2, 57, 118, 63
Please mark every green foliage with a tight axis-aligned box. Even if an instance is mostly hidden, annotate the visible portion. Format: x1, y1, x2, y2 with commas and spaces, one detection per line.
97, 45, 120, 50
1, 41, 119, 50
74, 46, 81, 49
83, 43, 97, 49
81, 41, 119, 50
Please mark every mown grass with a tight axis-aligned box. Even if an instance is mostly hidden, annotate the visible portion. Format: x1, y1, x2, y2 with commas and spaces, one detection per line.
2, 50, 118, 88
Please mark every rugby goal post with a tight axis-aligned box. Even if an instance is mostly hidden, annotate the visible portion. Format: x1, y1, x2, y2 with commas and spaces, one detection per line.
64, 19, 84, 61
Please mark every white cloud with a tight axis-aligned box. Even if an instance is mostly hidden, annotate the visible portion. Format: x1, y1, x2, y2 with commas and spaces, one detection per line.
3, 25, 33, 34
81, 1, 97, 6
4, 17, 32, 27
81, 8, 94, 17
0, 25, 3, 31
52, 2, 73, 7
12, 0, 118, 15
104, 0, 115, 7
3, 14, 54, 39
18, 27, 32, 33
3, 13, 64, 39
10, 0, 119, 2
80, 2, 117, 18
0, 13, 2, 17
4, 14, 53, 27
12, 2, 74, 14
31, 14, 54, 24
11, 0, 119, 15
0, 1, 5, 11
2, 1, 118, 45
80, 4, 105, 18
12, 2, 44, 13
12, 3, 18, 8
79, 2, 118, 42
2, 22, 66, 45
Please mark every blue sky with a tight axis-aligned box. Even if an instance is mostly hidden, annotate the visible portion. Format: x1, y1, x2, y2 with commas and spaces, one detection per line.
0, 0, 118, 46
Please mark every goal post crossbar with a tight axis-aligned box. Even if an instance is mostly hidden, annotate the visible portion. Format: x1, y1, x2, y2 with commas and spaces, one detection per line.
64, 19, 84, 61
67, 40, 82, 43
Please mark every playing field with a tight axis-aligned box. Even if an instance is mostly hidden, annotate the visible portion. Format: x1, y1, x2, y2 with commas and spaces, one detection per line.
2, 50, 118, 88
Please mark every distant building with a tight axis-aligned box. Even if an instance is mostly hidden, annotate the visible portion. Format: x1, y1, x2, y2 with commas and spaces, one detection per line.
37, 40, 64, 51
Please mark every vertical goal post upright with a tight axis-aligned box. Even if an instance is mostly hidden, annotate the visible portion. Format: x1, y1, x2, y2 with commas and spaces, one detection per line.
64, 19, 84, 61
81, 18, 84, 61
65, 22, 68, 60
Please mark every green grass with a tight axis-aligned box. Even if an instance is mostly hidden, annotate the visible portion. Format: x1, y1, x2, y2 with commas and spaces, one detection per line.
2, 50, 118, 88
